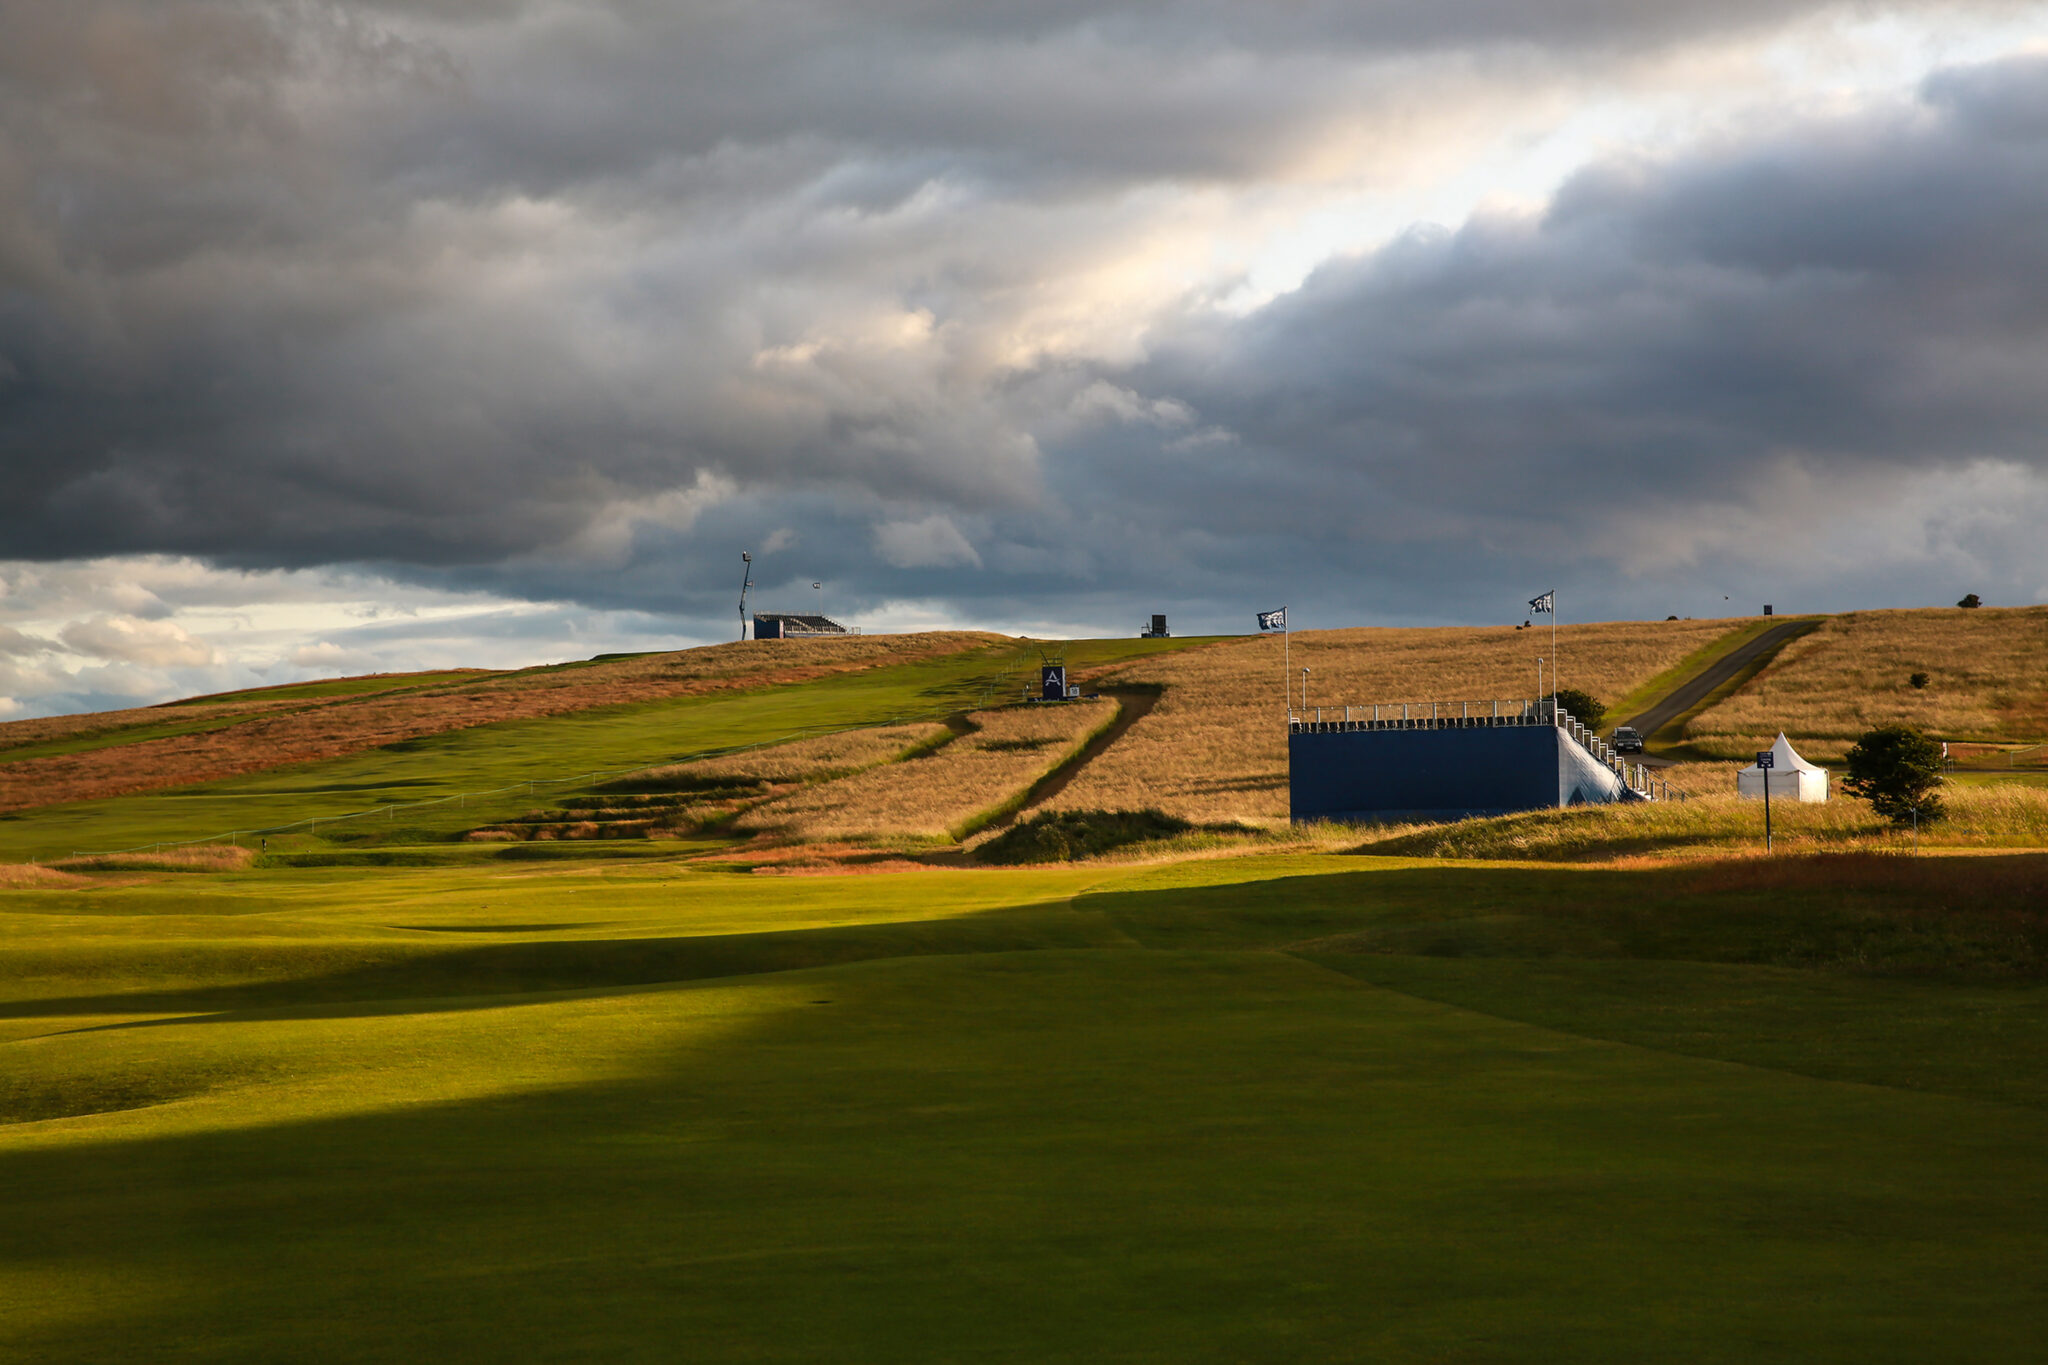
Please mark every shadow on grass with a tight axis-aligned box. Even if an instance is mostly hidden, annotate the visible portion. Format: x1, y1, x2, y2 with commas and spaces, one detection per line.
8, 905, 1127, 1030
1082, 852, 2048, 979
6, 936, 2048, 1363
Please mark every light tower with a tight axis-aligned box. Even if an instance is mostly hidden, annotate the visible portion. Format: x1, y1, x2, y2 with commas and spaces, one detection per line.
737, 551, 753, 642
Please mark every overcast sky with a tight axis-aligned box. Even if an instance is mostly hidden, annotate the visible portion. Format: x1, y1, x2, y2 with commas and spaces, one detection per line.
3, 0, 2046, 716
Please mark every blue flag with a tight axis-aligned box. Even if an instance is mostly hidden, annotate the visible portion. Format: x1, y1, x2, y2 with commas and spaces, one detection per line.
1528, 590, 1554, 615
1257, 608, 1287, 631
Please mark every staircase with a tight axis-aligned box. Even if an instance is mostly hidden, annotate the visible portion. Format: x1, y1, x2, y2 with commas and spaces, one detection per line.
1552, 705, 1667, 802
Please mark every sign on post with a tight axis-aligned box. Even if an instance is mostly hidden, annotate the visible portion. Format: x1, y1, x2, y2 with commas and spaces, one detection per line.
1756, 749, 1774, 851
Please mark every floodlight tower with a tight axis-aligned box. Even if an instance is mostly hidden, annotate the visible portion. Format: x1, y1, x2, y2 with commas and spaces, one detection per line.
737, 551, 754, 642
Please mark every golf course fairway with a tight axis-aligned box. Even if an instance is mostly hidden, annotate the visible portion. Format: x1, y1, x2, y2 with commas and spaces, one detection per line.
5, 852, 2046, 1361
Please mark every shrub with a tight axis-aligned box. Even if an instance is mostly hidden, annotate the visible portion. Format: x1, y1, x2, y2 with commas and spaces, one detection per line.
978, 809, 1193, 864
1553, 687, 1606, 729
1958, 593, 1982, 608
1909, 671, 1930, 690
1842, 724, 1946, 824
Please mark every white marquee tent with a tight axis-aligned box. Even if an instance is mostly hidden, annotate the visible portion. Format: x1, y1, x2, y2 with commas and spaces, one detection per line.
1737, 732, 1829, 803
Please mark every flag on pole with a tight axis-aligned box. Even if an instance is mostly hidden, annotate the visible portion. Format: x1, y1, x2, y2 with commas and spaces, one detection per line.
812, 582, 822, 590
1257, 608, 1287, 631
1528, 590, 1554, 615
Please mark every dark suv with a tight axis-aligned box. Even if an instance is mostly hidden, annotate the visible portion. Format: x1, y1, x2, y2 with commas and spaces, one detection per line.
1612, 726, 1645, 754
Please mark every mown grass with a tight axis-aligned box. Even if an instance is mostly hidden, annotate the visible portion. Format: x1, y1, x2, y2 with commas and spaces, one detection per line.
1597, 616, 1794, 734
3, 850, 2047, 1360
5, 623, 2048, 1357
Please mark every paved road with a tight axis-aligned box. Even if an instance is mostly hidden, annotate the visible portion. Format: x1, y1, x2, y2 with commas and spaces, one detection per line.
1615, 619, 1816, 757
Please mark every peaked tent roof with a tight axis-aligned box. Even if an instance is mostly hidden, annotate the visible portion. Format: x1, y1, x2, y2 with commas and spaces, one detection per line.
1739, 732, 1824, 773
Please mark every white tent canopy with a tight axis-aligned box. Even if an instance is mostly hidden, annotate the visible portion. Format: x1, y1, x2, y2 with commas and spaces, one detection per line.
1737, 732, 1829, 803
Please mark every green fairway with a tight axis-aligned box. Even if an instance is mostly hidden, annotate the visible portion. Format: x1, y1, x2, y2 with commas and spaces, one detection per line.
5, 850, 2047, 1361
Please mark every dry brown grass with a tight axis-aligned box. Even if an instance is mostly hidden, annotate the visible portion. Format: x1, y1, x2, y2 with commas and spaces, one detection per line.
0, 863, 97, 888
0, 633, 1001, 814
53, 845, 256, 873
654, 723, 951, 785
736, 701, 1116, 842
1047, 619, 1738, 826
1683, 606, 2048, 760
1351, 781, 2048, 862
466, 723, 956, 842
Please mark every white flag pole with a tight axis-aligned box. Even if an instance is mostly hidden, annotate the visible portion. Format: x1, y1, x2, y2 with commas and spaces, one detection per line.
1284, 616, 1291, 720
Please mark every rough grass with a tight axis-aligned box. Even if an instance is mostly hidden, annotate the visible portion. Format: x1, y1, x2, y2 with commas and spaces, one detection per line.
1049, 618, 1738, 826
1349, 781, 2048, 861
977, 808, 1196, 864
736, 700, 1116, 842
51, 845, 257, 873
1685, 605, 2048, 758
467, 723, 955, 843
642, 722, 951, 786
0, 864, 96, 889
0, 632, 1004, 814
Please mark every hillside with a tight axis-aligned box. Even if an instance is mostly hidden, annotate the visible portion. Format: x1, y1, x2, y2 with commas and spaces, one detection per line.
0, 633, 1007, 814
1046, 617, 1740, 825
1680, 605, 2048, 760
10, 608, 2047, 866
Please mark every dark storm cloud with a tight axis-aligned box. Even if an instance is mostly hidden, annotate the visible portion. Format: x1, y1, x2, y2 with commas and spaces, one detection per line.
1, 0, 2045, 643
1112, 53, 2048, 558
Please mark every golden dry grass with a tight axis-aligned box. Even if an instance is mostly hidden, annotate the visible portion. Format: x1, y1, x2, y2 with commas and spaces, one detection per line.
657, 723, 951, 785
1683, 606, 2048, 760
0, 632, 1001, 814
53, 845, 256, 873
0, 863, 97, 888
1048, 619, 1738, 826
736, 700, 1116, 842
1352, 781, 2048, 862
466, 723, 956, 841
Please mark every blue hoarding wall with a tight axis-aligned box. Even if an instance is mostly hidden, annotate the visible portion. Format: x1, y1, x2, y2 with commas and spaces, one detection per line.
1289, 724, 1626, 823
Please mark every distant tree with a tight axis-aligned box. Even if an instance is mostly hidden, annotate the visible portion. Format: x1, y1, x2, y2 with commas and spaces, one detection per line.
1665, 614, 1679, 621
1909, 671, 1930, 690
1842, 724, 1946, 824
1553, 686, 1606, 729
1958, 593, 1982, 609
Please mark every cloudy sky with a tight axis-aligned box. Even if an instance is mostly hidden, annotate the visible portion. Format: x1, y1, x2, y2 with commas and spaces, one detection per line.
4, 0, 2047, 716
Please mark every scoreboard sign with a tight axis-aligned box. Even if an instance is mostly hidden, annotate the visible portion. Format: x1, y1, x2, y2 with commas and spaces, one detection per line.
1041, 665, 1067, 701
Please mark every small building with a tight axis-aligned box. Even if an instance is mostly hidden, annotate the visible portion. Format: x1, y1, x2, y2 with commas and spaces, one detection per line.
1737, 733, 1829, 802
1140, 614, 1169, 638
753, 612, 852, 640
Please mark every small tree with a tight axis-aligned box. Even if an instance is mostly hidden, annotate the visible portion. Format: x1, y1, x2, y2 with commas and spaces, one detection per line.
1553, 686, 1606, 729
1842, 724, 1946, 824
1908, 671, 1930, 690
1957, 593, 1982, 609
